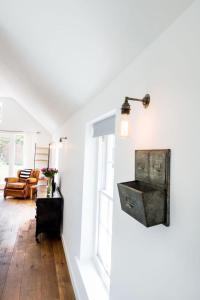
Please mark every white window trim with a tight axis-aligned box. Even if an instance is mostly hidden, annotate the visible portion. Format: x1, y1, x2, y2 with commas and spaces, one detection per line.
93, 135, 115, 291
0, 132, 25, 182
79, 111, 116, 300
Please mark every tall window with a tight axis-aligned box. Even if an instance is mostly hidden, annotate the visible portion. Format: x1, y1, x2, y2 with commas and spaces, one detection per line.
0, 133, 24, 183
95, 134, 115, 289
0, 135, 10, 182
14, 134, 24, 174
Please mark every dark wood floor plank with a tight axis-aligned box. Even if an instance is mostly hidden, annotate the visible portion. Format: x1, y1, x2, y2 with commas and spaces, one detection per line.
0, 248, 13, 298
0, 197, 34, 300
40, 237, 60, 300
20, 235, 42, 300
1, 242, 27, 300
53, 240, 76, 300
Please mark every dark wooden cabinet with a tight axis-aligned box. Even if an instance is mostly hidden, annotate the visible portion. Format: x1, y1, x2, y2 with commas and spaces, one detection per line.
35, 187, 63, 242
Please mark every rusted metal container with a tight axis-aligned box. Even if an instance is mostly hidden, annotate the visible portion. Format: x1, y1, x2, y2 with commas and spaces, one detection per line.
118, 149, 170, 227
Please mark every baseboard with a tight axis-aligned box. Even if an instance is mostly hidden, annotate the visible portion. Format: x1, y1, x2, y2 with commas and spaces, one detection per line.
61, 234, 81, 300
61, 235, 108, 300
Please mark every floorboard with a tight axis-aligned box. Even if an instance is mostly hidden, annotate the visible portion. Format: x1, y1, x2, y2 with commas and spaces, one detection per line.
0, 193, 75, 300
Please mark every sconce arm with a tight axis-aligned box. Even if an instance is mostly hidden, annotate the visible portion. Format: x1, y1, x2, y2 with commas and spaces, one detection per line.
125, 94, 150, 108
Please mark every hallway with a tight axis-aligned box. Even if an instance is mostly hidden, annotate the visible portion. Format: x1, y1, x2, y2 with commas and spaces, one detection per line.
0, 195, 75, 300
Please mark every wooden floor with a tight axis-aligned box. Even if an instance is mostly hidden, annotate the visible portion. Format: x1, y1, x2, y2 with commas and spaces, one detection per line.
0, 193, 75, 300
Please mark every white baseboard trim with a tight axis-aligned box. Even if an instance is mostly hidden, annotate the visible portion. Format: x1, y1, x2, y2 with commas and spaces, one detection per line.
61, 235, 108, 300
61, 234, 81, 300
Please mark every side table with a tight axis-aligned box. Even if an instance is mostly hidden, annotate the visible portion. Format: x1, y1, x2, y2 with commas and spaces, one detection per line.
30, 185, 37, 200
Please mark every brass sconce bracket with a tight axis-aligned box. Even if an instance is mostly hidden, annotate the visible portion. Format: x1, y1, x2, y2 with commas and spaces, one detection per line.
59, 137, 67, 142
121, 94, 150, 114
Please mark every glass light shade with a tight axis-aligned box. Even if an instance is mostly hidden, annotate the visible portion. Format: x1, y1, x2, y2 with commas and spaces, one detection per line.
120, 113, 130, 137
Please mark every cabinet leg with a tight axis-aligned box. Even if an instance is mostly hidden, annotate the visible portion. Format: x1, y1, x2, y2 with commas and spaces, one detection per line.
35, 230, 40, 243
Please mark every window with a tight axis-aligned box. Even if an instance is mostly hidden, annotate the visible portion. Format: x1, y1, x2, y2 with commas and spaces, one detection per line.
14, 134, 24, 174
0, 135, 10, 182
95, 134, 115, 289
0, 133, 24, 183
79, 115, 115, 299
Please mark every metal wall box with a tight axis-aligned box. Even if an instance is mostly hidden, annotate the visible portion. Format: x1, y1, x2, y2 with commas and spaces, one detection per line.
118, 149, 170, 227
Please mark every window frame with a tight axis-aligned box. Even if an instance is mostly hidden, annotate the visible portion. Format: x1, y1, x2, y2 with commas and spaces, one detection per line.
0, 132, 25, 182
94, 134, 115, 290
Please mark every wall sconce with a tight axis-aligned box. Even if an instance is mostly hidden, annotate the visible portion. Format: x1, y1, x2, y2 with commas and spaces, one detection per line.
59, 137, 67, 143
120, 94, 150, 137
59, 136, 67, 148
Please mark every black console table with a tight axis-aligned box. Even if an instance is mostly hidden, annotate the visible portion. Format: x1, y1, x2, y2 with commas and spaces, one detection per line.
35, 186, 63, 242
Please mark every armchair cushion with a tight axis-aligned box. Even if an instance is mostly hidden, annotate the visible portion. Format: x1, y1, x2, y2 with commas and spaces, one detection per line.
19, 169, 32, 179
26, 177, 37, 184
6, 182, 26, 190
5, 177, 19, 183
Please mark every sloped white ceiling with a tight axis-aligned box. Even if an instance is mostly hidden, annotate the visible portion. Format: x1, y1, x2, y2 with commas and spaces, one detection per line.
0, 0, 194, 132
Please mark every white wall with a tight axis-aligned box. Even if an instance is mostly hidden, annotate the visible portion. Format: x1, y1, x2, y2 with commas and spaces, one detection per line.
0, 97, 51, 168
54, 1, 200, 299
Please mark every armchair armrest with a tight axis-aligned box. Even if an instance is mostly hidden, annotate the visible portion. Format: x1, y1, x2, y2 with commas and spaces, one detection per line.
5, 177, 19, 183
26, 177, 37, 184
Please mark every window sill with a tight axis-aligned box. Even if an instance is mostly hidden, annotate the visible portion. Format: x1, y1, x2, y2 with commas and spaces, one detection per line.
76, 258, 109, 300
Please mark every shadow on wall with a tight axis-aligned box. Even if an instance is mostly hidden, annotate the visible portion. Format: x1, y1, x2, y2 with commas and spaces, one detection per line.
0, 28, 68, 128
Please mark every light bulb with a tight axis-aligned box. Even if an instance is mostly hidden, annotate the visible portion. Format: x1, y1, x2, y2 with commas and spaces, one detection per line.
120, 113, 130, 137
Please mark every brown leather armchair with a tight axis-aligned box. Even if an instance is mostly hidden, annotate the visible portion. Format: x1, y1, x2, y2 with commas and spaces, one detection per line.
4, 169, 40, 199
